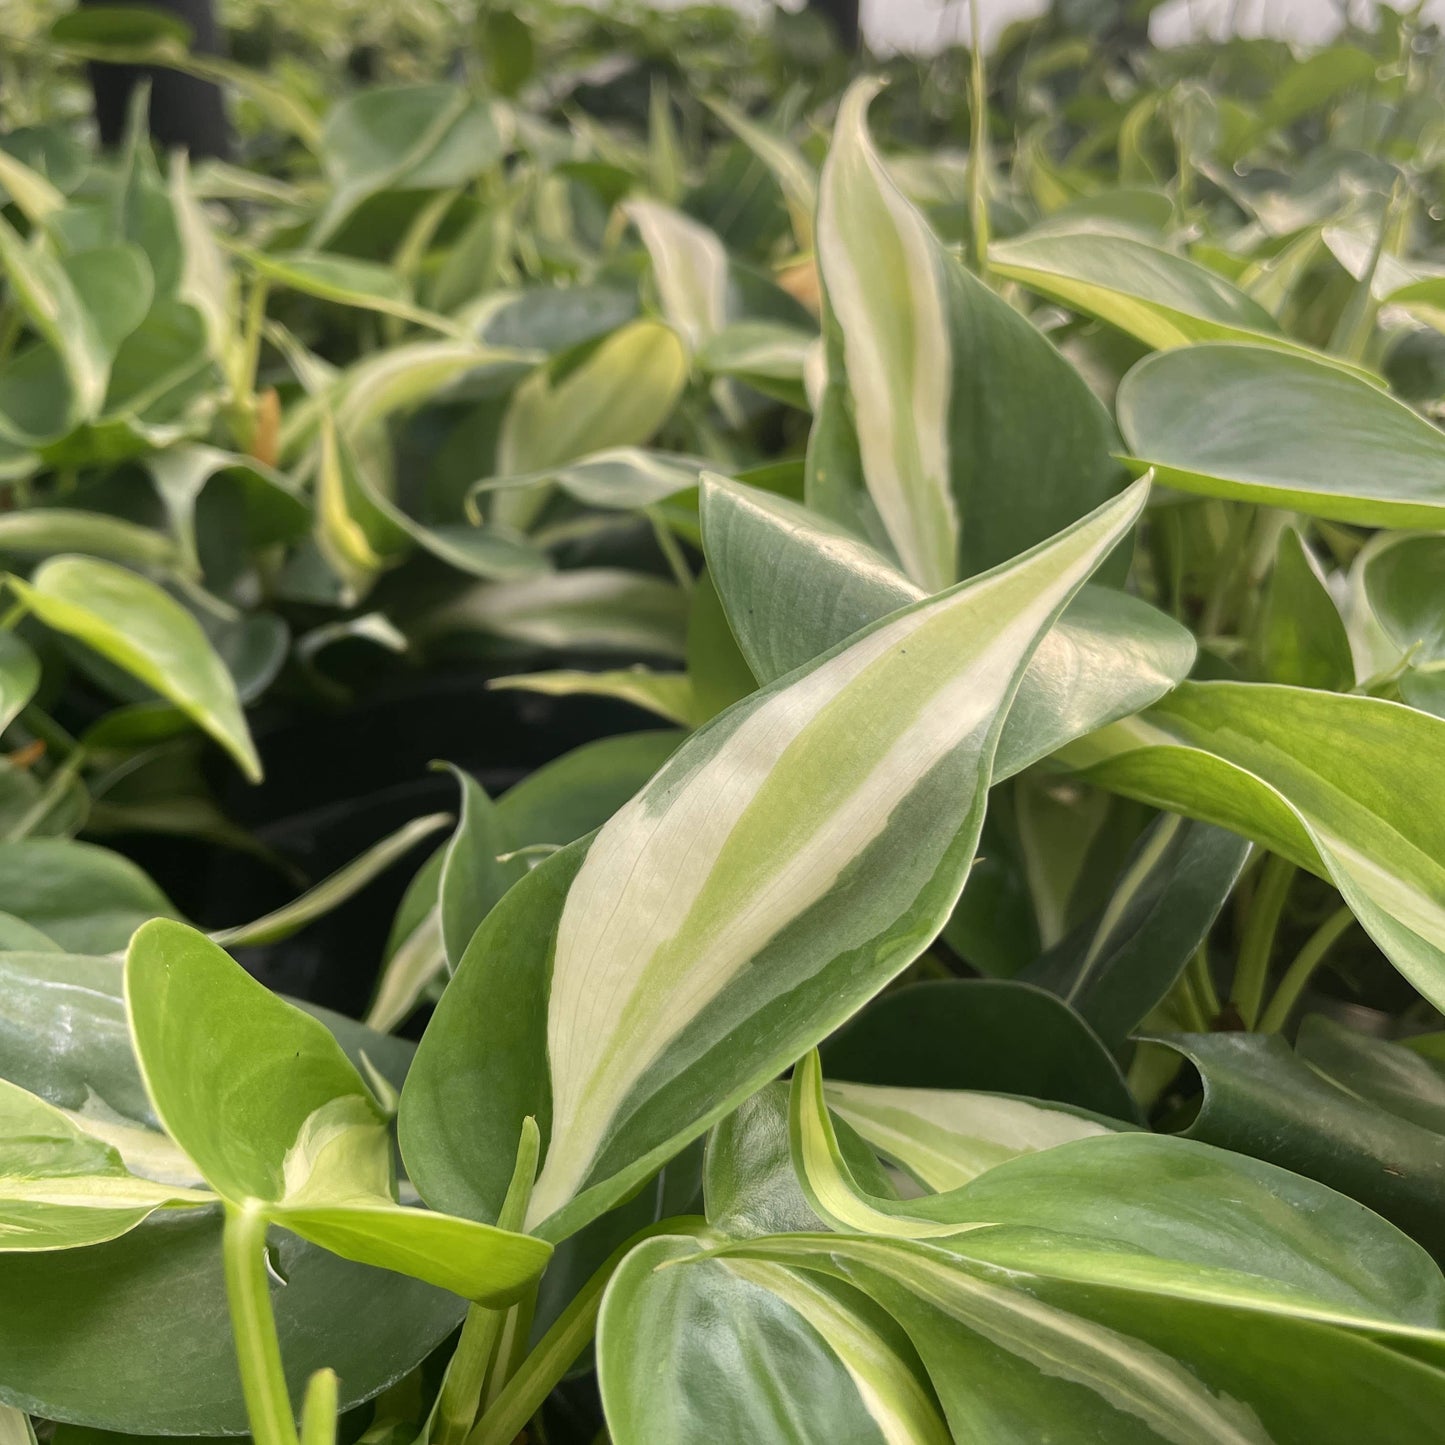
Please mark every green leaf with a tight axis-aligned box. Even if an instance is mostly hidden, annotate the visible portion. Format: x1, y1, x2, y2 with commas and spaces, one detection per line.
400, 482, 1146, 1241
0, 1076, 211, 1251
814, 80, 1123, 586
0, 633, 38, 734
717, 1223, 1445, 1443
367, 736, 682, 1034
1250, 526, 1355, 690
1156, 1029, 1445, 1258
598, 1233, 951, 1445
989, 228, 1319, 352
468, 448, 706, 519
0, 510, 178, 569
1363, 532, 1445, 667
240, 249, 464, 336
434, 764, 527, 972
414, 568, 690, 658
790, 1052, 1124, 1239
0, 950, 459, 1434
821, 979, 1138, 1122
0, 1208, 465, 1433
125, 921, 551, 1302
1058, 682, 1445, 1015
494, 729, 682, 846
700, 478, 1193, 781
0, 840, 178, 954
0, 215, 109, 420
1024, 816, 1249, 1046
1117, 343, 1445, 527
314, 84, 504, 244
705, 96, 817, 249
10, 557, 260, 781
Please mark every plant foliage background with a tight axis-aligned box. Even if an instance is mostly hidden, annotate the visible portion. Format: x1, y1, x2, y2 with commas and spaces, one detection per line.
4, 1, 1445, 1442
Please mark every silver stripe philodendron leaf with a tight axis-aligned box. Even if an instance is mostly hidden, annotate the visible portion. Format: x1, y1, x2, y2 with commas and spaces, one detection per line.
817, 80, 957, 592
400, 479, 1148, 1240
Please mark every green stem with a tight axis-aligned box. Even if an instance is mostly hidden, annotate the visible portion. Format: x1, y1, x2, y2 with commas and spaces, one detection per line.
222, 1202, 299, 1445
4, 745, 86, 841
1174, 967, 1209, 1033
432, 1119, 541, 1445
646, 507, 695, 595
1187, 943, 1221, 1023
1231, 853, 1296, 1029
1259, 906, 1356, 1034
467, 1218, 714, 1445
299, 1370, 338, 1445
1200, 503, 1252, 638
967, 0, 990, 273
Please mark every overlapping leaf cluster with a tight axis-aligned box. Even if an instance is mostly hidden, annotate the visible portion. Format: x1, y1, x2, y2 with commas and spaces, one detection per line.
4, 3, 1445, 1443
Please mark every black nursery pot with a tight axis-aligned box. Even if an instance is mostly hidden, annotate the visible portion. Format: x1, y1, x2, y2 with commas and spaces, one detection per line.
122, 665, 655, 1020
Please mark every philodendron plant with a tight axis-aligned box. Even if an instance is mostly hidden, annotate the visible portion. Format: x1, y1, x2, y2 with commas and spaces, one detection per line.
9, 3, 1445, 1440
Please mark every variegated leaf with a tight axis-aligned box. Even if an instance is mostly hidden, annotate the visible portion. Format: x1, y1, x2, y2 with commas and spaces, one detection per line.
817, 80, 956, 590
0, 1076, 212, 1251
625, 199, 730, 352
400, 480, 1147, 1241
1056, 682, 1445, 1014
814, 81, 1123, 587
598, 1234, 952, 1445
824, 1079, 1120, 1193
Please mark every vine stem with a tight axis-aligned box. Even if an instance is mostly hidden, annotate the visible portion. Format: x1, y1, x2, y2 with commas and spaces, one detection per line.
432, 1119, 541, 1445
1259, 906, 1355, 1034
1231, 852, 1296, 1029
222, 1202, 299, 1445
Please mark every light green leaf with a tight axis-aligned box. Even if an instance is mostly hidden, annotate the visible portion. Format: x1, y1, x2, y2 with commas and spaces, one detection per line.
493, 321, 688, 530
1058, 682, 1445, 1014
11, 556, 260, 781
598, 1234, 951, 1445
400, 482, 1146, 1241
0, 1076, 210, 1251
700, 477, 1193, 781
625, 199, 729, 351
169, 152, 240, 386
0, 149, 64, 224
488, 668, 697, 727
1118, 343, 1445, 527
989, 229, 1316, 353
213, 813, 451, 949
124, 920, 550, 1302
824, 1080, 1120, 1195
